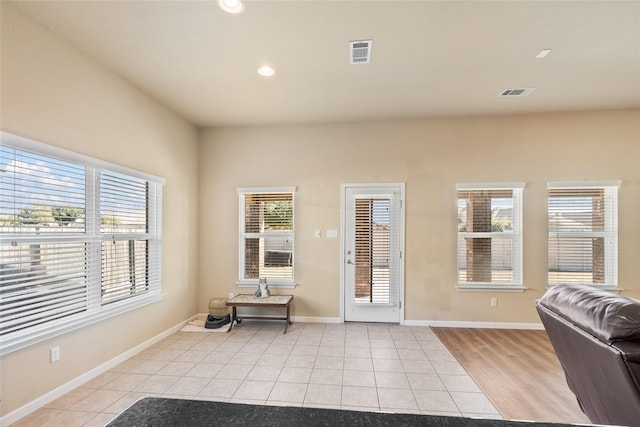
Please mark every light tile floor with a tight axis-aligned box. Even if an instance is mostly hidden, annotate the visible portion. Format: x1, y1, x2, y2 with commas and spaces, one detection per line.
12, 322, 501, 426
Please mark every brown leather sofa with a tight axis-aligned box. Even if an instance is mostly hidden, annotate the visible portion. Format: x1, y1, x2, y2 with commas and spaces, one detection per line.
536, 284, 640, 426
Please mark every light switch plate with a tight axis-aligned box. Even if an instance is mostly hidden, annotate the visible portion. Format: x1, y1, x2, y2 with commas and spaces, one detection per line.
326, 229, 338, 238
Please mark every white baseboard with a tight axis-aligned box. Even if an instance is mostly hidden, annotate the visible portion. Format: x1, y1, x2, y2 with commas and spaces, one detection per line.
235, 314, 543, 329
241, 314, 543, 330
1, 317, 191, 427
403, 320, 544, 330
291, 315, 342, 324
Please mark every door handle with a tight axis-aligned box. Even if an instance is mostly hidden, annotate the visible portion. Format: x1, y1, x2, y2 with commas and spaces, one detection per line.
346, 259, 353, 264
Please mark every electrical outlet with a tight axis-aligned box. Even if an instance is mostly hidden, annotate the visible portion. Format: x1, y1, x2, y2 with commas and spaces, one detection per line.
490, 297, 498, 307
50, 346, 60, 363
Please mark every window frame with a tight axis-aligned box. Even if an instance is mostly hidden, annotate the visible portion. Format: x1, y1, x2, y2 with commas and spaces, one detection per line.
0, 132, 164, 356
456, 182, 525, 292
547, 181, 620, 290
237, 186, 296, 288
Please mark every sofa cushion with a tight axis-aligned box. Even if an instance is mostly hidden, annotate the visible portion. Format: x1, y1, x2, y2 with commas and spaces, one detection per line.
538, 284, 640, 343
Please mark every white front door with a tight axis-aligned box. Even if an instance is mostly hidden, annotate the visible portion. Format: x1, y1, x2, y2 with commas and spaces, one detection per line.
342, 184, 404, 323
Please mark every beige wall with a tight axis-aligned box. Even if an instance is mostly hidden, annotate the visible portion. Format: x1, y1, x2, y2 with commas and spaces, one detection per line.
2, 0, 640, 420
199, 110, 640, 322
0, 3, 200, 416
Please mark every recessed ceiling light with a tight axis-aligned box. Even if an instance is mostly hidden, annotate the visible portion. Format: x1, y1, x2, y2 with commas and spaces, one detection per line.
218, 0, 244, 14
257, 66, 275, 77
536, 49, 552, 58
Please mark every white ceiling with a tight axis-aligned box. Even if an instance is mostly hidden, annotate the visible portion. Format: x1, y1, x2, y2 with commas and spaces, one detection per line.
11, 0, 640, 127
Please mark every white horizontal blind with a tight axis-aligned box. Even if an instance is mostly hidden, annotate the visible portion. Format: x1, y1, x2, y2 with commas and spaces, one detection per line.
100, 171, 154, 305
548, 184, 619, 287
100, 171, 148, 233
239, 189, 294, 284
457, 185, 523, 287
0, 242, 88, 336
101, 239, 149, 304
354, 197, 396, 304
0, 147, 86, 233
0, 132, 164, 355
0, 146, 90, 337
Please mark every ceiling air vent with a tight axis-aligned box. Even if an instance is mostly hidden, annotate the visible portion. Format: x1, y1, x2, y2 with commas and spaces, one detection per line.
350, 40, 372, 64
500, 88, 536, 97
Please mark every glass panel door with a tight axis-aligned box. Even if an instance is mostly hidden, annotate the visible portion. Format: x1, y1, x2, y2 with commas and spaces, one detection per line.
343, 184, 403, 323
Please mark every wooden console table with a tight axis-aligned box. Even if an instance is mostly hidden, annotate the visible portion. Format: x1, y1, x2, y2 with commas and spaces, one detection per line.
226, 294, 293, 334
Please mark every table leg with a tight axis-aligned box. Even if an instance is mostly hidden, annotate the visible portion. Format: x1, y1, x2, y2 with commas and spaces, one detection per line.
284, 304, 291, 334
230, 306, 238, 330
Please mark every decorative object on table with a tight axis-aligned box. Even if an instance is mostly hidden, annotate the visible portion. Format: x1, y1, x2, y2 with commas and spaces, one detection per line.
259, 277, 270, 298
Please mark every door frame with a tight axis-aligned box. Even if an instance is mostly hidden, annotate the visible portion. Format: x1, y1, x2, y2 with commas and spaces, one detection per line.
340, 183, 405, 324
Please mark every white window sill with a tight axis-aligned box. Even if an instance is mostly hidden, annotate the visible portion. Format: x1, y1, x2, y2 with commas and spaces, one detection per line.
236, 282, 297, 289
456, 284, 527, 293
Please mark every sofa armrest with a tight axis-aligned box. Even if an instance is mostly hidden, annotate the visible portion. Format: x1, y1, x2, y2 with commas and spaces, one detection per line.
615, 341, 640, 364
537, 284, 640, 343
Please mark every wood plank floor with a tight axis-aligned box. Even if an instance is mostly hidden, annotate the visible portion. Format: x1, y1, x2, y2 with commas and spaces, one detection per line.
432, 328, 591, 425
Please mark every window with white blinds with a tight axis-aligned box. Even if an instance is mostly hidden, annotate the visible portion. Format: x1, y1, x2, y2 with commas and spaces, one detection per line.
100, 171, 161, 305
238, 187, 295, 287
548, 181, 619, 288
0, 132, 163, 355
457, 183, 524, 290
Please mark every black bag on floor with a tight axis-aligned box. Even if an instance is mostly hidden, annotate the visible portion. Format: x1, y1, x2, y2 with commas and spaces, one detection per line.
205, 314, 230, 329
